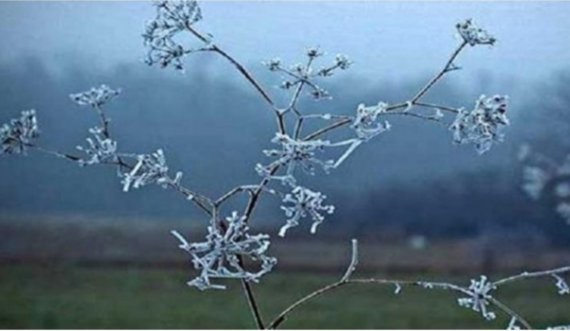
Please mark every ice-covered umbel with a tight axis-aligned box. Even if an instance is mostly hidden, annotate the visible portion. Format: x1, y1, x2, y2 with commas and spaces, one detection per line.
279, 186, 335, 237
457, 276, 497, 320
70, 84, 121, 107
143, 0, 208, 71
2, 0, 569, 328
171, 211, 276, 290
0, 110, 39, 155
456, 19, 496, 46
450, 95, 509, 154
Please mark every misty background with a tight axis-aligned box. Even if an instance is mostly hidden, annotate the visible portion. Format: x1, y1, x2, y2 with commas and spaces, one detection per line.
1, 1, 570, 248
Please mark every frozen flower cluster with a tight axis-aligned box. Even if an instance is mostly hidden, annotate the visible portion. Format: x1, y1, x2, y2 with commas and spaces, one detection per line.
264, 48, 351, 100
0, 110, 39, 155
76, 127, 118, 166
450, 95, 509, 154
457, 275, 497, 320
70, 85, 121, 107
351, 102, 391, 141
279, 186, 335, 237
317, 54, 352, 77
143, 0, 208, 71
456, 19, 496, 46
257, 133, 335, 180
171, 211, 277, 290
121, 149, 182, 192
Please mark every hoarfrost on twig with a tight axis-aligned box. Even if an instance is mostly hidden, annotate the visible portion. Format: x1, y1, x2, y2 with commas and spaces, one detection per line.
279, 186, 334, 237
449, 95, 509, 154
143, 0, 210, 71
456, 19, 496, 46
171, 211, 277, 291
457, 275, 497, 320
0, 110, 39, 155
70, 85, 121, 107
76, 127, 118, 166
121, 149, 182, 192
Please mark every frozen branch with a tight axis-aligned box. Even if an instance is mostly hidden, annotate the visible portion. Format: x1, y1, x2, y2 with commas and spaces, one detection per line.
268, 240, 569, 329
1, 2, 531, 329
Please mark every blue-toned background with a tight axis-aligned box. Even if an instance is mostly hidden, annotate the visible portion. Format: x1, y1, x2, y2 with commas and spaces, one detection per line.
0, 2, 569, 328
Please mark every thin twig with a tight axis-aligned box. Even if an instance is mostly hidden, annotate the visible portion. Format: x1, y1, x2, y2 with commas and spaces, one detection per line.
493, 266, 570, 287
183, 24, 275, 109
414, 102, 460, 114
411, 41, 468, 103
489, 297, 533, 329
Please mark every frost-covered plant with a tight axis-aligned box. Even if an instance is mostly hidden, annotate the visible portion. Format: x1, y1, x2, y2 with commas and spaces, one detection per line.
456, 19, 496, 46
450, 95, 509, 154
1, 1, 568, 329
457, 275, 497, 320
171, 211, 276, 290
76, 127, 118, 166
0, 110, 39, 155
70, 84, 121, 107
257, 133, 335, 180
279, 186, 334, 237
121, 149, 182, 192
143, 0, 208, 71
351, 102, 391, 141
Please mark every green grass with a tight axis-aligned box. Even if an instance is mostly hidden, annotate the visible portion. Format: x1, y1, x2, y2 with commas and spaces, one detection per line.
0, 265, 568, 329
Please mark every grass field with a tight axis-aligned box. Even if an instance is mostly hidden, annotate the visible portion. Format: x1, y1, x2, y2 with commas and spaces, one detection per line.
0, 265, 569, 329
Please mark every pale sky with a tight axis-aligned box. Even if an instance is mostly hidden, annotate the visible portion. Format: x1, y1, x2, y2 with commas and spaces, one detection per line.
0, 1, 569, 83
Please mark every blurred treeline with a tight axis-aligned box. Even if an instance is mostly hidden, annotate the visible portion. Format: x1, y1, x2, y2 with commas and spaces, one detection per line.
1, 55, 570, 245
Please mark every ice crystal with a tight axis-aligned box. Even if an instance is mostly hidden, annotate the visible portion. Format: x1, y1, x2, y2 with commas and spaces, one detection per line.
257, 133, 335, 181
456, 19, 496, 46
306, 47, 323, 59
0, 110, 39, 155
264, 58, 281, 71
351, 102, 391, 141
394, 283, 402, 295
279, 186, 335, 237
457, 275, 497, 320
335, 54, 351, 70
265, 49, 350, 100
76, 127, 118, 166
507, 317, 521, 330
449, 95, 509, 154
143, 0, 208, 71
171, 211, 277, 291
70, 85, 121, 107
548, 326, 570, 330
317, 54, 351, 77
553, 274, 570, 295
121, 149, 181, 192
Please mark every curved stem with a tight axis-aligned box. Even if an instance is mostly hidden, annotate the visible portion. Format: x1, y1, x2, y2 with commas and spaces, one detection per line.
489, 297, 533, 329
269, 280, 347, 329
268, 276, 471, 330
